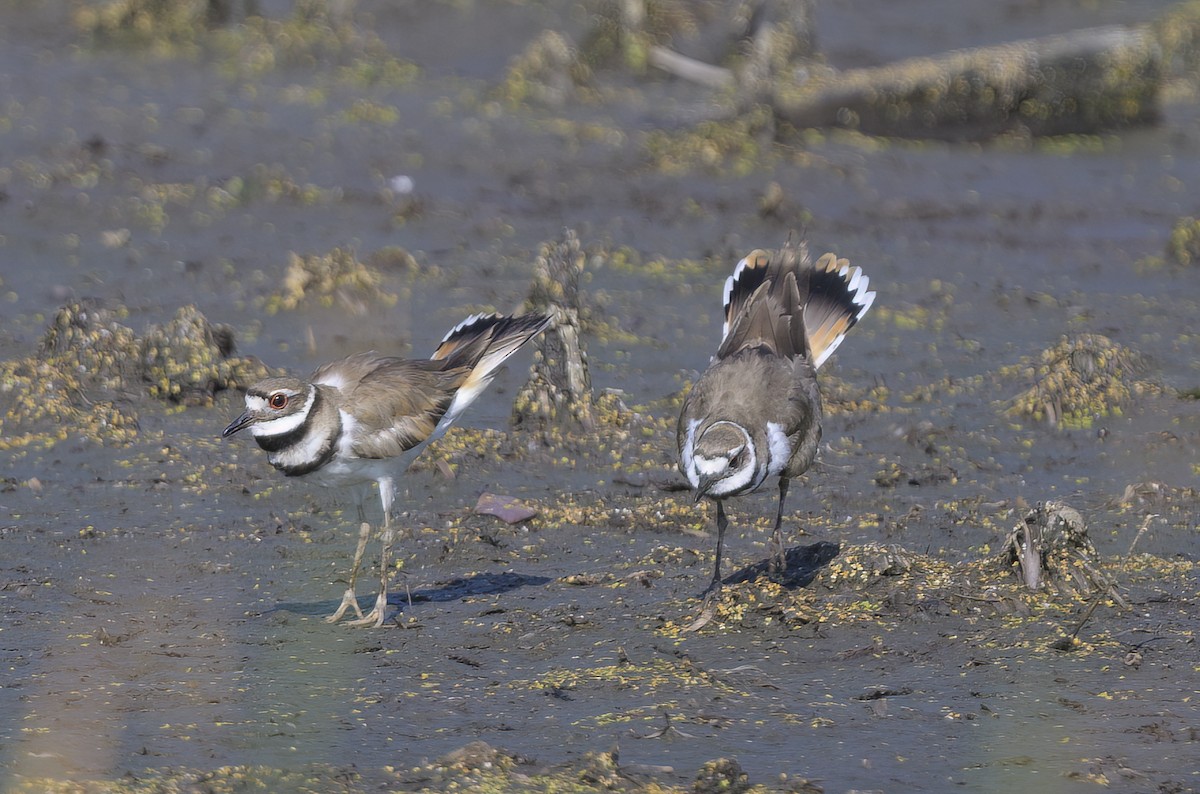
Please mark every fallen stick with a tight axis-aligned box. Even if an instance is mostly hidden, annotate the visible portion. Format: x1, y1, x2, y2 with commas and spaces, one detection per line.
772, 25, 1162, 140
647, 44, 735, 90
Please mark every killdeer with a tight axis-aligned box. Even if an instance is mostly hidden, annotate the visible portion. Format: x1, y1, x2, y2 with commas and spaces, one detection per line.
677, 240, 875, 611
223, 311, 552, 628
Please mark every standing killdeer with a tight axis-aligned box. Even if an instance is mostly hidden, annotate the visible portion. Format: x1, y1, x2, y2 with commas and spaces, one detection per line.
223, 311, 552, 628
677, 240, 874, 614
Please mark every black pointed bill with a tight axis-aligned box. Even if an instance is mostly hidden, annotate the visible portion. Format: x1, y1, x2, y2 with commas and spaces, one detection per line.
223, 412, 255, 437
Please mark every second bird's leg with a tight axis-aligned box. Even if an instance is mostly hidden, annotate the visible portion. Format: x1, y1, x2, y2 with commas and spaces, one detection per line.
768, 478, 790, 576
686, 499, 729, 633
706, 499, 730, 598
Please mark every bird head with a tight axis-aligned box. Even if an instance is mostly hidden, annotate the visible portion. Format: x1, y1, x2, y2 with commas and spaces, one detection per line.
690, 422, 756, 500
223, 377, 313, 439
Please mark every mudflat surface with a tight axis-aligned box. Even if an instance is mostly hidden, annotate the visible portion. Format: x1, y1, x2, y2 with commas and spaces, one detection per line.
1, 1, 1198, 792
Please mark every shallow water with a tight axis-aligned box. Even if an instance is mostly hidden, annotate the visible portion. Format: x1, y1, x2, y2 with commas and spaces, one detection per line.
1, 1, 1199, 792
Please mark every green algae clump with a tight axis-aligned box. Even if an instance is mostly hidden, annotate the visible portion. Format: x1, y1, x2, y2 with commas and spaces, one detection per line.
1004, 334, 1160, 429
141, 305, 271, 402
0, 301, 272, 449
1165, 216, 1200, 266
263, 247, 398, 316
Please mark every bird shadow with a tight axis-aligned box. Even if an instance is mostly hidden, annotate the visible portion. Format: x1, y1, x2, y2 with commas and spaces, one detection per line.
271, 571, 552, 617
722, 540, 841, 589
404, 571, 552, 604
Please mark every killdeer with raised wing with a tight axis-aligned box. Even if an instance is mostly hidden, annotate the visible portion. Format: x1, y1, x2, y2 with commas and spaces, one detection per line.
224, 311, 552, 627
678, 240, 874, 615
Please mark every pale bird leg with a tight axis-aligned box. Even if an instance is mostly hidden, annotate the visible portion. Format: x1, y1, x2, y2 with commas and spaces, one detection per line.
325, 520, 371, 623
347, 523, 392, 628
347, 478, 396, 628
768, 478, 790, 576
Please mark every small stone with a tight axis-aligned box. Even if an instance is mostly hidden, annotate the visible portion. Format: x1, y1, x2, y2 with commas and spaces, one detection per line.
474, 492, 538, 524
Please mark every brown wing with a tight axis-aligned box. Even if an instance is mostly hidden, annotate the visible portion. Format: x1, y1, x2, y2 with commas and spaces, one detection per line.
351, 360, 470, 458
313, 353, 469, 459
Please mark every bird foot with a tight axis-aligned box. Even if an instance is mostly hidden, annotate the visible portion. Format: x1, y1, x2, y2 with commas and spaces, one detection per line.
683, 583, 722, 633
344, 592, 389, 628
324, 588, 364, 624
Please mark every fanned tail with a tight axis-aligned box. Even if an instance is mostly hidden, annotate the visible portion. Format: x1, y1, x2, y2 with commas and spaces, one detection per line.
717, 240, 810, 361
427, 312, 553, 439
715, 240, 875, 367
804, 253, 875, 369
720, 248, 774, 344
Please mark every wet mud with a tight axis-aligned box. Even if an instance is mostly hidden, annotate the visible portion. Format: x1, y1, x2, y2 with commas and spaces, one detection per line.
2, 1, 1199, 792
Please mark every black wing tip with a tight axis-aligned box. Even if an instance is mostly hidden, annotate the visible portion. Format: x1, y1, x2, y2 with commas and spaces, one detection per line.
513, 311, 555, 334
807, 258, 876, 322
721, 250, 771, 328
441, 310, 553, 343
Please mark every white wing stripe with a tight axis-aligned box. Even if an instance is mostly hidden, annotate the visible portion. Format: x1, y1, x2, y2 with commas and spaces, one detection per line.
441, 312, 489, 343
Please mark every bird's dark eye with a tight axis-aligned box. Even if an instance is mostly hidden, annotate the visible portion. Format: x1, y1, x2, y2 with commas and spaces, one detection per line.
269, 392, 288, 410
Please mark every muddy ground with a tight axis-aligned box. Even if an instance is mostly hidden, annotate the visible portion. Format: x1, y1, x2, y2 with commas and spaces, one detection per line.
1, 1, 1199, 792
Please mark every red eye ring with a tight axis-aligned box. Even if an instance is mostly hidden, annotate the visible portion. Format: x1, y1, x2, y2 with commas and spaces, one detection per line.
269, 392, 288, 410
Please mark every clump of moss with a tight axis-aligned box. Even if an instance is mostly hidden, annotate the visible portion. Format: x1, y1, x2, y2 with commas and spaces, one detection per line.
499, 29, 589, 107
0, 302, 144, 448
1004, 334, 1160, 428
6, 764, 357, 794
643, 105, 776, 176
1002, 500, 1116, 599
1152, 0, 1200, 80
694, 758, 751, 794
365, 246, 421, 275
73, 0, 214, 52
37, 300, 141, 389
141, 305, 273, 402
337, 98, 400, 125
579, 0, 699, 72
381, 739, 793, 793
432, 741, 523, 775
667, 528, 1140, 639
577, 747, 626, 790
0, 301, 271, 449
820, 374, 891, 417
205, 165, 342, 210
0, 358, 140, 450
74, 0, 419, 85
263, 247, 398, 315
822, 541, 937, 587
1165, 216, 1200, 265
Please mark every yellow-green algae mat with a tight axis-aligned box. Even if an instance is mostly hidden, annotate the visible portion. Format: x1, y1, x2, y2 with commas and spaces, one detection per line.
0, 302, 273, 451
6, 745, 815, 793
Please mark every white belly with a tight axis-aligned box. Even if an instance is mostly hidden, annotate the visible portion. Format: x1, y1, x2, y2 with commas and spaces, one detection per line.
305, 456, 397, 489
